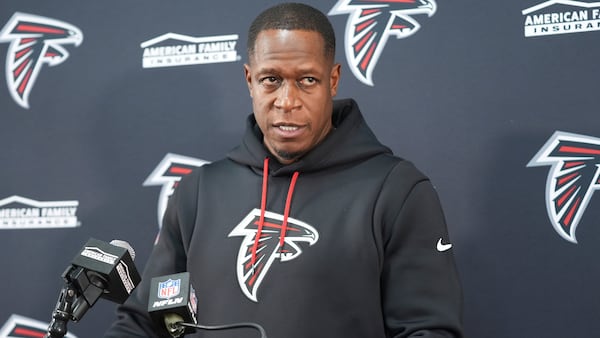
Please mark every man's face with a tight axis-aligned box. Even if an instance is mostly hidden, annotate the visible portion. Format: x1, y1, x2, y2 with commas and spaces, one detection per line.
244, 29, 341, 164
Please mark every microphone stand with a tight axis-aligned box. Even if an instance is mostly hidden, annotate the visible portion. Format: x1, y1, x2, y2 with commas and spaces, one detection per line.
45, 282, 78, 338
45, 265, 102, 338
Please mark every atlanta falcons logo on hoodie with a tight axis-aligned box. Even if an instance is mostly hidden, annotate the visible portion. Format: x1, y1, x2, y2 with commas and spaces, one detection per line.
528, 131, 600, 243
329, 0, 436, 86
229, 208, 319, 302
0, 12, 83, 109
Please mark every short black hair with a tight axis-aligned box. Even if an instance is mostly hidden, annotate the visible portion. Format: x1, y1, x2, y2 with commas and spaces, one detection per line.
247, 3, 336, 62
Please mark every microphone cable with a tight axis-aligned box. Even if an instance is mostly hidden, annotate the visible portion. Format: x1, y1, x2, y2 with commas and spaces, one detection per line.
178, 321, 267, 338
163, 313, 267, 338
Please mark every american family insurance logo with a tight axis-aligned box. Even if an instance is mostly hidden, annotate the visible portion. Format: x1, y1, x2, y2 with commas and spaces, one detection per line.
141, 33, 240, 69
527, 131, 600, 243
523, 0, 600, 37
0, 195, 80, 229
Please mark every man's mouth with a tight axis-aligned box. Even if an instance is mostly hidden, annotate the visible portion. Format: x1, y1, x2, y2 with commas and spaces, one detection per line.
278, 125, 299, 131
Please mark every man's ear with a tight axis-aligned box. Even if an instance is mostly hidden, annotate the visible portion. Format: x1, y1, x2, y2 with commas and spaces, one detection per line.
244, 63, 253, 97
330, 63, 341, 97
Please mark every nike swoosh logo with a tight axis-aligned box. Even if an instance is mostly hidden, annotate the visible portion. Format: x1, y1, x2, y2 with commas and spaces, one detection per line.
436, 238, 452, 252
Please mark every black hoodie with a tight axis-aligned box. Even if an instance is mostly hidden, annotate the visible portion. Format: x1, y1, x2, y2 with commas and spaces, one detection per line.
104, 98, 463, 338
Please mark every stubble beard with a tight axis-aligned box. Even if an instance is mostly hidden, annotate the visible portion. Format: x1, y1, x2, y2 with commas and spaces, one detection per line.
274, 148, 303, 163
265, 139, 304, 164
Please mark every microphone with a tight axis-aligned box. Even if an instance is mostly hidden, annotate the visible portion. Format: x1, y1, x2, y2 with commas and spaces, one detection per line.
66, 238, 141, 320
46, 238, 141, 338
148, 272, 268, 338
148, 272, 197, 338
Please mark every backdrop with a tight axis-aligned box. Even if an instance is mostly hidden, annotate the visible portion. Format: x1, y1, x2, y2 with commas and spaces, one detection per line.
1, 1, 599, 337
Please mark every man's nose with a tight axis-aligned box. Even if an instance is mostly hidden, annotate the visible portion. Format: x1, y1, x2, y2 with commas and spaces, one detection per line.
274, 81, 299, 111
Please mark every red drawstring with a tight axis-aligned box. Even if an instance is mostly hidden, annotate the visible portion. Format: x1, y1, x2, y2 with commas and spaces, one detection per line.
251, 158, 270, 268
250, 157, 300, 270
279, 171, 299, 249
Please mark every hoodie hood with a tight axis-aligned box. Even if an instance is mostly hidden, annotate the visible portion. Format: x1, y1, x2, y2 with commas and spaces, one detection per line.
227, 98, 392, 277
227, 98, 392, 176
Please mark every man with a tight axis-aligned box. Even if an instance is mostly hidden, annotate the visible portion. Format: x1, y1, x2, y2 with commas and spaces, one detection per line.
104, 3, 463, 337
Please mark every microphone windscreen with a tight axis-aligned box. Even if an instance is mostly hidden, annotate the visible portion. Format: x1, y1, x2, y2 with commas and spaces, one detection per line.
110, 239, 136, 261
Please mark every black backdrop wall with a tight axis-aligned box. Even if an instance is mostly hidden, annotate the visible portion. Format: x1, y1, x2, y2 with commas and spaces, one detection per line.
1, 1, 599, 337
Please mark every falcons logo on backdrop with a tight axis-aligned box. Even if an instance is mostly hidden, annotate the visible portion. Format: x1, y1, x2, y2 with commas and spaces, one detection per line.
0, 314, 77, 338
229, 209, 319, 302
0, 12, 83, 109
329, 0, 436, 86
144, 153, 209, 231
528, 131, 600, 243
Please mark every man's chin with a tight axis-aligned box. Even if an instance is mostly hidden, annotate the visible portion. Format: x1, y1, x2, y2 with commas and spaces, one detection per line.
274, 148, 304, 164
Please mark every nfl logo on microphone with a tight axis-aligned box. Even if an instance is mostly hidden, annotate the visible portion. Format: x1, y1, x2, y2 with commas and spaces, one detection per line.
158, 279, 181, 299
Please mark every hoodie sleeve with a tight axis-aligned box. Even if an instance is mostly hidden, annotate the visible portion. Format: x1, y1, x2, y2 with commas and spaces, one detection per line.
378, 165, 464, 338
103, 171, 199, 338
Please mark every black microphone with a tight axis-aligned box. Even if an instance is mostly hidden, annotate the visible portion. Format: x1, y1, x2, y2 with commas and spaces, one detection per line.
66, 238, 141, 320
148, 272, 268, 338
148, 272, 198, 338
46, 238, 142, 338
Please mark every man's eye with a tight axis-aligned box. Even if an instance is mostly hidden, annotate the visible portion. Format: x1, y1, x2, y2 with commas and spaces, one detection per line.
299, 77, 318, 86
260, 77, 280, 85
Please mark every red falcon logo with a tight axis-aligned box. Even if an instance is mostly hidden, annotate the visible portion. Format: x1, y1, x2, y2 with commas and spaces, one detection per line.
229, 209, 319, 302
0, 314, 78, 338
528, 131, 600, 243
143, 153, 208, 231
329, 0, 436, 86
0, 12, 83, 109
